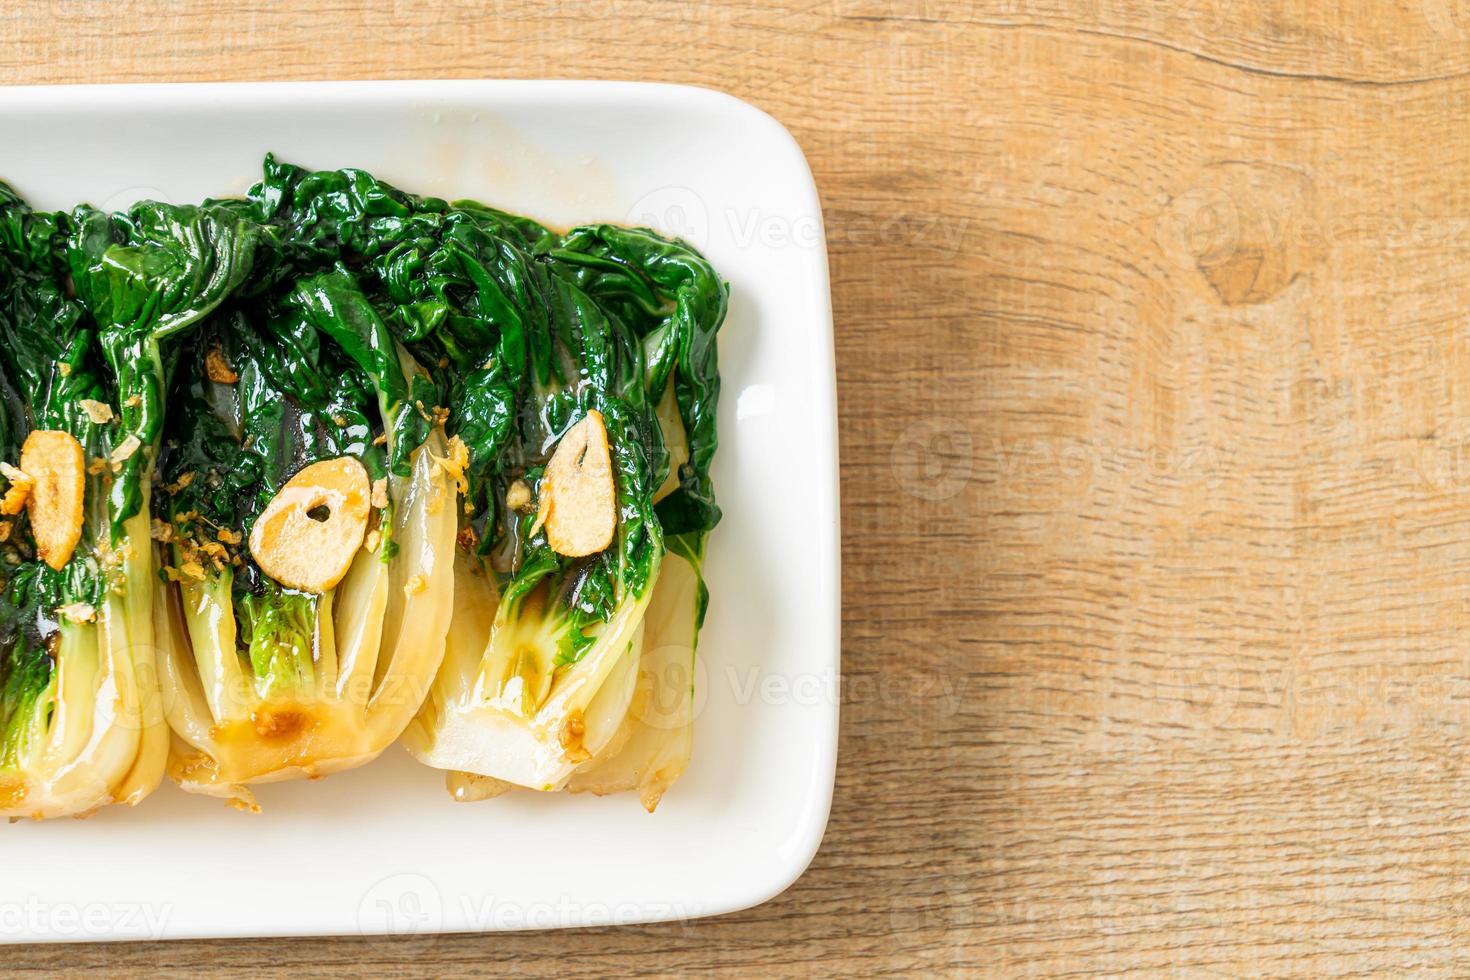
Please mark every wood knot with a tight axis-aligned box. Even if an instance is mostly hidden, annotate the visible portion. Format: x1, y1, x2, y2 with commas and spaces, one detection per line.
1157, 161, 1321, 306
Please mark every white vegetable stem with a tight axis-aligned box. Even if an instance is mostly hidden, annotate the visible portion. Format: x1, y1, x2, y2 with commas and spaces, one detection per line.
159, 432, 456, 805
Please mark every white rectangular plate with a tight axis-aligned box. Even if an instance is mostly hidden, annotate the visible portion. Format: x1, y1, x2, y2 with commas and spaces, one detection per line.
0, 80, 838, 943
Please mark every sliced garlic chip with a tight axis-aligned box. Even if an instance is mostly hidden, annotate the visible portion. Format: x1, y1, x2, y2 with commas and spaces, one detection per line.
20, 430, 85, 571
248, 456, 371, 594
538, 410, 617, 558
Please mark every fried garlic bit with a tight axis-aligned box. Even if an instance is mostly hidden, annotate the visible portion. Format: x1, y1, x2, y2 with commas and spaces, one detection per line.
532, 410, 617, 558
557, 710, 591, 764
435, 435, 470, 495
205, 346, 239, 384
78, 399, 114, 425
249, 456, 371, 594
505, 479, 531, 513
57, 601, 96, 624
110, 433, 141, 465
0, 462, 32, 516
19, 430, 86, 571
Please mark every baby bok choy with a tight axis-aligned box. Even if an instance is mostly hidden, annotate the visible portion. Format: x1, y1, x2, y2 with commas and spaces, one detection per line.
534, 227, 723, 808
0, 186, 169, 819
153, 261, 459, 809
379, 195, 728, 808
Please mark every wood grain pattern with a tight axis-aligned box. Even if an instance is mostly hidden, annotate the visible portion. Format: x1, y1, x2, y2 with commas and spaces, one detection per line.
7, 0, 1470, 974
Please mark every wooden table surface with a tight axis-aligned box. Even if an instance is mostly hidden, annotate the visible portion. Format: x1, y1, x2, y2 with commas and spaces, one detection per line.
11, 1, 1470, 975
